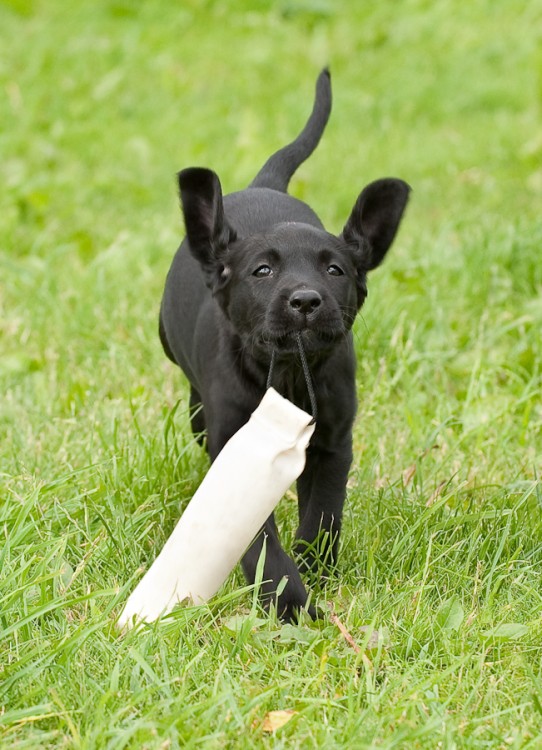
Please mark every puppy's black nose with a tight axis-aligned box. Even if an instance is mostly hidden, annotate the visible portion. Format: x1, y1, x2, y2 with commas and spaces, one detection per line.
289, 289, 322, 314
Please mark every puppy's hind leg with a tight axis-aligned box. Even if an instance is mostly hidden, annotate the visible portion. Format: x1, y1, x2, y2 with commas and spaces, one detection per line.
189, 387, 206, 445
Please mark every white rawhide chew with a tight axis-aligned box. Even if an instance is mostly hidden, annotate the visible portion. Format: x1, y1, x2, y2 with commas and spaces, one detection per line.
118, 387, 315, 628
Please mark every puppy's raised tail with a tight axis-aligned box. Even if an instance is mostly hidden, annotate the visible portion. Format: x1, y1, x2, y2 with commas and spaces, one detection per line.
249, 68, 332, 193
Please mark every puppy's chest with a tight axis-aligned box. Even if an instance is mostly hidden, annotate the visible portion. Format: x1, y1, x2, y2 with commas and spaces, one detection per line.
272, 367, 315, 415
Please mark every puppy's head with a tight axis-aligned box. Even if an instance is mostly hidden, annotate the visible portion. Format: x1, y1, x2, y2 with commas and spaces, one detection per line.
178, 167, 410, 360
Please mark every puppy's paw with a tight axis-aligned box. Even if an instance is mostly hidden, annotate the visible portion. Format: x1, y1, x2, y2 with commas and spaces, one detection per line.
273, 578, 318, 624
259, 558, 316, 623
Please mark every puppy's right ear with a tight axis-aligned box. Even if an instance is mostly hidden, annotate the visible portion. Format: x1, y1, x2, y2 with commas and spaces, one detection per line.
178, 167, 236, 285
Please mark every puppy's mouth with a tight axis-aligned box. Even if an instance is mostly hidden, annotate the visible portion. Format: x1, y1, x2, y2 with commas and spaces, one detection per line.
262, 326, 343, 354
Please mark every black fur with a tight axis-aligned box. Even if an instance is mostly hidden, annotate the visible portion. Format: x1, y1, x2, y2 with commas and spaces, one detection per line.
159, 70, 410, 621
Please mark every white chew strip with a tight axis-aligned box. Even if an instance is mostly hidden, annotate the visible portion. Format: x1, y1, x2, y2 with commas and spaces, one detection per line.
118, 388, 314, 628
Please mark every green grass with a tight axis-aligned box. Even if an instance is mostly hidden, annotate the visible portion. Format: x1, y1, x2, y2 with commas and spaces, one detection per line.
1, 0, 542, 747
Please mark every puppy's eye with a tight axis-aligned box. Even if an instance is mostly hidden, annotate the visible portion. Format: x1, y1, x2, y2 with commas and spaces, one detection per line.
327, 264, 344, 276
253, 264, 273, 277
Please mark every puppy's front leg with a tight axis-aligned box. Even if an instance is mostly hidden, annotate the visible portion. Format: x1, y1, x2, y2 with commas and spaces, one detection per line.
294, 437, 353, 576
241, 515, 315, 622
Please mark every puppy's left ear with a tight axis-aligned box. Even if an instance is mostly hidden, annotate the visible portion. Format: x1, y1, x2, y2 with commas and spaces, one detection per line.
342, 178, 410, 270
178, 167, 237, 286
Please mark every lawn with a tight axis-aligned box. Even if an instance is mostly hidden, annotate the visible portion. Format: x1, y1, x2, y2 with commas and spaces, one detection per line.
1, 0, 542, 747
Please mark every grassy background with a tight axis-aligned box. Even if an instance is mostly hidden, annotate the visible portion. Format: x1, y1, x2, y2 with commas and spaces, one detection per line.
1, 0, 542, 747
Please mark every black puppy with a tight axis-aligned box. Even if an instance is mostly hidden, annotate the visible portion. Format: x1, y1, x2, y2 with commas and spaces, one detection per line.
159, 69, 409, 621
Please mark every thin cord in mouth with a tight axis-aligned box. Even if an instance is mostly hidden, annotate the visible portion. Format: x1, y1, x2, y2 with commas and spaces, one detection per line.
294, 332, 317, 423
266, 349, 277, 391
266, 336, 317, 423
